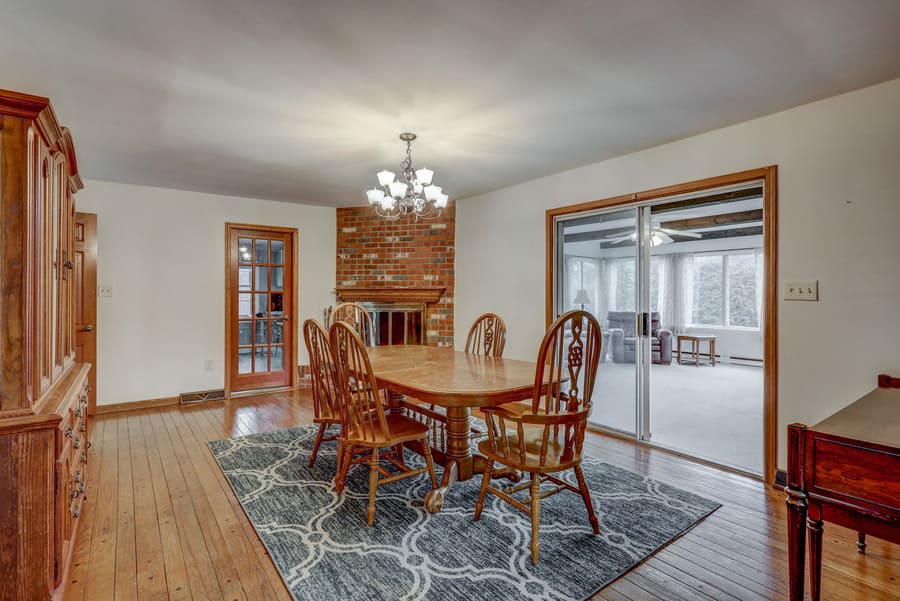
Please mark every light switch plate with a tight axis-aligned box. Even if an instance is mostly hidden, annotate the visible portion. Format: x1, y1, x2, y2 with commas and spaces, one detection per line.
98, 285, 112, 297
784, 280, 818, 301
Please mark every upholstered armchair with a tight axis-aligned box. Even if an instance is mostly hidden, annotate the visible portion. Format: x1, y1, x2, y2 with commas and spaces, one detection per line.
606, 311, 672, 364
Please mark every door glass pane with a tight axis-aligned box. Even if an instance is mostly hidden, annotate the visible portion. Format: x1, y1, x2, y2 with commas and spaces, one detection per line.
238, 266, 252, 291
271, 240, 284, 265
254, 239, 268, 263
254, 320, 268, 344
559, 207, 638, 434
238, 348, 252, 374
648, 192, 765, 475
254, 347, 269, 372
271, 319, 284, 343
239, 238, 252, 263
270, 267, 284, 291
238, 293, 252, 318
270, 292, 284, 316
254, 266, 268, 290
271, 346, 283, 371
238, 321, 252, 345
255, 293, 268, 317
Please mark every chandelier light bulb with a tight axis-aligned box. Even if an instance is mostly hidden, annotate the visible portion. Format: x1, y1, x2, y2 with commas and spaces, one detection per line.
415, 167, 434, 186
388, 181, 408, 199
435, 193, 449, 208
366, 188, 385, 205
380, 196, 396, 210
423, 185, 441, 201
377, 170, 395, 186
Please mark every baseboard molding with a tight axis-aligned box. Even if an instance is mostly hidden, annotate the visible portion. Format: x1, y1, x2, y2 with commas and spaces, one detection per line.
93, 396, 179, 415
229, 385, 301, 399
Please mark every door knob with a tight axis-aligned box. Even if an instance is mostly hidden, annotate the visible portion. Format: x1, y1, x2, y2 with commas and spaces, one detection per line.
79, 325, 94, 332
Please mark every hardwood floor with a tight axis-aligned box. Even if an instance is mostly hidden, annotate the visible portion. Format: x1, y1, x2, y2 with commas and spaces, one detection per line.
65, 389, 898, 601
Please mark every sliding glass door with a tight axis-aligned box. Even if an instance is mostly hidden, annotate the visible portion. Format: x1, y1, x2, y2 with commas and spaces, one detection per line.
554, 184, 766, 475
557, 207, 640, 435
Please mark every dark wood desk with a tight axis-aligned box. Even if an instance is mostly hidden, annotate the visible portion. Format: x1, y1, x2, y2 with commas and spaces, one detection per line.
786, 374, 900, 601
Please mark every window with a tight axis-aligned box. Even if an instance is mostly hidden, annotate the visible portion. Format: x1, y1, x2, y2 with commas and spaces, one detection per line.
608, 257, 661, 312
690, 251, 760, 328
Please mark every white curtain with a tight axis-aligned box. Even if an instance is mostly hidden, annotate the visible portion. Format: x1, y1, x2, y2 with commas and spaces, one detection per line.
564, 255, 603, 317
672, 253, 694, 334
655, 254, 675, 330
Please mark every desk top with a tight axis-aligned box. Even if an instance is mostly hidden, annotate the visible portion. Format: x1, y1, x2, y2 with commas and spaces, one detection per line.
813, 386, 900, 449
366, 346, 539, 407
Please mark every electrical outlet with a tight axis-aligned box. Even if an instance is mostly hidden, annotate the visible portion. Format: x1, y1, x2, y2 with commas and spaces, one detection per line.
784, 280, 818, 301
204, 360, 215, 371
98, 285, 112, 298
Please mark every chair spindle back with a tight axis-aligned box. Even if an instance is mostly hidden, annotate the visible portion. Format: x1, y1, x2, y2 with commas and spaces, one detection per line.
303, 319, 340, 422
330, 302, 375, 347
329, 321, 388, 443
464, 313, 507, 357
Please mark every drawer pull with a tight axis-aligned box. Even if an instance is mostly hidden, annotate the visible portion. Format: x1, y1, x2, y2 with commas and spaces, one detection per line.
73, 471, 81, 483
81, 452, 88, 463
75, 407, 83, 418
72, 505, 80, 518
79, 423, 86, 432
86, 441, 92, 449
73, 438, 81, 449
64, 426, 73, 438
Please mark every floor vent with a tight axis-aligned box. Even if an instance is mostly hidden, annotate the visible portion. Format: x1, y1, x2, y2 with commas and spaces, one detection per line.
179, 388, 227, 404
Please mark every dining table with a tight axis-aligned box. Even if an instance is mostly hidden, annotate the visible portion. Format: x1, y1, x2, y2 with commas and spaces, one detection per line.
365, 345, 546, 512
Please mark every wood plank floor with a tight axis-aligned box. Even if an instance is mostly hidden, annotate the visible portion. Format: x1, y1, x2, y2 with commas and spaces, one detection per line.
65, 389, 899, 601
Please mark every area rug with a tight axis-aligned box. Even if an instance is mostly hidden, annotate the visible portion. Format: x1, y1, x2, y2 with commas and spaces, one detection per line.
208, 425, 720, 601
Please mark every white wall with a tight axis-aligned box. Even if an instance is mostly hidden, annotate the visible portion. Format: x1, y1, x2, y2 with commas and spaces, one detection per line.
455, 78, 900, 470
77, 180, 336, 406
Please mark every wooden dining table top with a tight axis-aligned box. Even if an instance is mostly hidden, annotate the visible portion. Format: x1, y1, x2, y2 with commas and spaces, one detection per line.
366, 345, 540, 407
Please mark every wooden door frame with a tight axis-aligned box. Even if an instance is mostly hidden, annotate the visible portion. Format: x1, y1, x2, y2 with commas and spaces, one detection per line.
545, 166, 778, 485
224, 222, 299, 397
74, 212, 98, 414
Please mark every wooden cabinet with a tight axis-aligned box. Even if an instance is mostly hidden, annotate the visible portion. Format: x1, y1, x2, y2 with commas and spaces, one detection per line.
0, 89, 88, 601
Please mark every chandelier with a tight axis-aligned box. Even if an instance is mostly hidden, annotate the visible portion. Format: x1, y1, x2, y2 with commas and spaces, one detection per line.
366, 132, 449, 221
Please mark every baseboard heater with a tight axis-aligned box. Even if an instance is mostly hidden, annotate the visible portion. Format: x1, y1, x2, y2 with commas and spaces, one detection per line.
179, 388, 227, 404
729, 355, 764, 367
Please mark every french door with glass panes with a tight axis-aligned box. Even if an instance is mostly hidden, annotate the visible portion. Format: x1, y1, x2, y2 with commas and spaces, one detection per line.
226, 224, 295, 392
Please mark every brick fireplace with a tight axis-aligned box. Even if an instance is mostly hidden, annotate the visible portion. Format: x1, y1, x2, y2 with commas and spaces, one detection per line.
335, 202, 455, 347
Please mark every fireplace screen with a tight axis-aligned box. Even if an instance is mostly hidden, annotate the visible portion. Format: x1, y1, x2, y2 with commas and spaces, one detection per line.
359, 302, 424, 345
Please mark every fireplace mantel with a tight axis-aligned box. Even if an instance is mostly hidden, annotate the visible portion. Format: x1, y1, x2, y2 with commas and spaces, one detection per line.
335, 286, 446, 304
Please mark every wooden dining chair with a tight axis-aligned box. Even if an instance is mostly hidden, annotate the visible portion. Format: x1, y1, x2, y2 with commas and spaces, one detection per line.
329, 321, 438, 525
465, 312, 507, 357
302, 319, 343, 470
473, 309, 602, 564
330, 302, 375, 347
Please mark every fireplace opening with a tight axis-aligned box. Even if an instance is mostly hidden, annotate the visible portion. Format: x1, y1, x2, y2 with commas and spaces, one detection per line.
359, 302, 424, 345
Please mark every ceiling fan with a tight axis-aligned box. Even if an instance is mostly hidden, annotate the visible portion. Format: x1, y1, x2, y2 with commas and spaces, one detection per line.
604, 222, 702, 246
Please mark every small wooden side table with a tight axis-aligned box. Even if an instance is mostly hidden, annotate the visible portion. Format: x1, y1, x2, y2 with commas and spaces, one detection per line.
677, 334, 716, 367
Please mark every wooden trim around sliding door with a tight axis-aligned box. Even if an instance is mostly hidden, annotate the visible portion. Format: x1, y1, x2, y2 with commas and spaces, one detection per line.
224, 223, 299, 397
545, 166, 779, 485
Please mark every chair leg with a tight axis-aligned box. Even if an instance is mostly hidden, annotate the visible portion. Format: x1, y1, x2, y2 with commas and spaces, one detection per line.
473, 459, 493, 521
367, 447, 379, 526
308, 423, 327, 468
530, 473, 541, 564
574, 463, 600, 534
420, 438, 438, 488
335, 443, 351, 495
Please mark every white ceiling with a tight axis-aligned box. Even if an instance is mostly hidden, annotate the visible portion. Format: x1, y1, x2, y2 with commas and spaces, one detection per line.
3, 0, 900, 207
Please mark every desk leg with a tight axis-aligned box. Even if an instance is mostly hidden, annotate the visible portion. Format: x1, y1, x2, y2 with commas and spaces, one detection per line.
694, 340, 700, 367
786, 486, 808, 601
710, 339, 716, 366
677, 340, 683, 365
807, 511, 824, 601
425, 407, 472, 512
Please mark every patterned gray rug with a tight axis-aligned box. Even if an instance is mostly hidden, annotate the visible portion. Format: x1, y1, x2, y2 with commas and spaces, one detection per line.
208, 425, 719, 601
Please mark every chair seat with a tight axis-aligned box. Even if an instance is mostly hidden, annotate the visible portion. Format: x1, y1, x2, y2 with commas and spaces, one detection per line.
478, 432, 577, 473
345, 413, 430, 446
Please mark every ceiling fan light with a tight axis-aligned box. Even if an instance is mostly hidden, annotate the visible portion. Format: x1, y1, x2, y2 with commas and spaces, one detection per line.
388, 181, 408, 199
424, 185, 441, 201
415, 167, 434, 186
366, 188, 385, 205
377, 170, 395, 186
